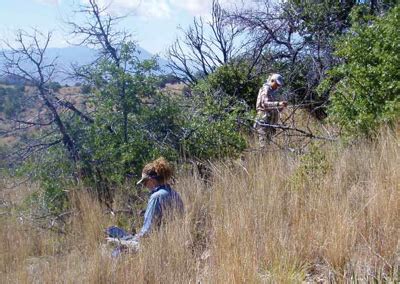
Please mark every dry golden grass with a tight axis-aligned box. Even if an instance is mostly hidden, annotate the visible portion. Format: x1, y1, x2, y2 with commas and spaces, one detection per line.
0, 129, 399, 283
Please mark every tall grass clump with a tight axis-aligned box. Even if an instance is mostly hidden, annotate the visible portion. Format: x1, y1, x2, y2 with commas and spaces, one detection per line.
0, 129, 399, 282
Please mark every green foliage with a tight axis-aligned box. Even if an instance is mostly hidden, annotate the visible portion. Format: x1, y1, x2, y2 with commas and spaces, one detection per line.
0, 85, 24, 118
187, 63, 254, 159
286, 0, 354, 37
321, 6, 400, 137
181, 93, 248, 160
80, 84, 91, 94
27, 89, 247, 211
73, 42, 249, 183
157, 74, 181, 88
16, 146, 75, 214
46, 81, 62, 92
290, 142, 332, 190
6, 41, 251, 213
193, 62, 263, 106
76, 104, 180, 185
63, 43, 164, 184
276, 1, 357, 108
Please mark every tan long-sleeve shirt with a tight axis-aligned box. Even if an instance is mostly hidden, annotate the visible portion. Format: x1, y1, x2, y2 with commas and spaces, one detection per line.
256, 83, 281, 113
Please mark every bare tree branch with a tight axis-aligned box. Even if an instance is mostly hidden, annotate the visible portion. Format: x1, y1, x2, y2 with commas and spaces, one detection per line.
167, 0, 246, 85
0, 29, 83, 165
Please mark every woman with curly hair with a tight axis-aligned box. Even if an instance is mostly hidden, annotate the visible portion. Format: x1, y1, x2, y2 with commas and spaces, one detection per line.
106, 157, 184, 255
135, 157, 184, 238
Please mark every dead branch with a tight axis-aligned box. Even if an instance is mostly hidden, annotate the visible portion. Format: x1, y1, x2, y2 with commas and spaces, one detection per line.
167, 0, 245, 84
255, 121, 336, 141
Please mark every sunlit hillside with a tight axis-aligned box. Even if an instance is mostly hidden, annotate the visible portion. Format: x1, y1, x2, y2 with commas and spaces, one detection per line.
1, 128, 398, 283
1, 1, 399, 283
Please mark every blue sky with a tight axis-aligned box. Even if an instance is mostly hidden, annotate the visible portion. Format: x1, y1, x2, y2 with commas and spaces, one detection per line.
0, 0, 240, 56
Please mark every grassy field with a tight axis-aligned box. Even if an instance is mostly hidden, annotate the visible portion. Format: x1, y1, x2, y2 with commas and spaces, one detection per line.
1, 129, 399, 283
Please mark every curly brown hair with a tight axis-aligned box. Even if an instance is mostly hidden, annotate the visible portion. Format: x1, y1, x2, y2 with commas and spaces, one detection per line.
142, 157, 174, 184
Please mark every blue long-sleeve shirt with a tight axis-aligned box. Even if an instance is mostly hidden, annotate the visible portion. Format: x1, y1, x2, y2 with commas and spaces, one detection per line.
137, 184, 184, 237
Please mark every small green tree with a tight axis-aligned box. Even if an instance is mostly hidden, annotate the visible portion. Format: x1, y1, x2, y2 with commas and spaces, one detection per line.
321, 6, 400, 137
181, 92, 248, 160
193, 62, 263, 107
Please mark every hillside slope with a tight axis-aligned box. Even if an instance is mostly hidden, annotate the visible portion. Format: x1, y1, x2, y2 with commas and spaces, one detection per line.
0, 128, 399, 282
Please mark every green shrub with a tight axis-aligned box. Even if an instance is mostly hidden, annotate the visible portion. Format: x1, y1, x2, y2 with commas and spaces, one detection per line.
80, 84, 91, 94
290, 142, 332, 191
47, 81, 62, 92
181, 92, 248, 160
0, 85, 24, 118
194, 62, 263, 107
321, 6, 400, 137
15, 146, 74, 214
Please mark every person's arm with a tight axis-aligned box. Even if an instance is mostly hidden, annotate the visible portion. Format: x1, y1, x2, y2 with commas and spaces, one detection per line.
136, 195, 160, 238
263, 94, 288, 111
260, 88, 281, 111
256, 88, 264, 112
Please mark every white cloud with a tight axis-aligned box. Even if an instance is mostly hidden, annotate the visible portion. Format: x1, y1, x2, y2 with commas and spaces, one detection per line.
170, 0, 211, 16
32, 0, 250, 18
80, 0, 244, 19
77, 0, 252, 20
88, 0, 172, 19
34, 0, 61, 5
171, 0, 250, 16
139, 0, 171, 18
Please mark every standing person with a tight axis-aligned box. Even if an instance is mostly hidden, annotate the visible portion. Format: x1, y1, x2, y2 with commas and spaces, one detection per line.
254, 73, 287, 148
106, 157, 184, 256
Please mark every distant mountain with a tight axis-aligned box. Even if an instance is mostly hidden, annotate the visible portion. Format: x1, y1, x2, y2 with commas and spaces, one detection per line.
1, 46, 169, 85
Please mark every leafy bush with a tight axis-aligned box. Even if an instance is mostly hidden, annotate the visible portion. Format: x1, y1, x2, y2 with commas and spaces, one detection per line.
0, 85, 24, 118
181, 92, 248, 160
5, 43, 251, 212
193, 62, 263, 107
15, 147, 75, 214
290, 142, 332, 190
321, 6, 400, 137
80, 84, 91, 94
17, 89, 249, 213
157, 74, 181, 88
47, 81, 62, 92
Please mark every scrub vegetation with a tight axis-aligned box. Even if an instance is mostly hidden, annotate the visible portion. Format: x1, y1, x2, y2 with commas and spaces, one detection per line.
1, 0, 399, 282
1, 128, 399, 282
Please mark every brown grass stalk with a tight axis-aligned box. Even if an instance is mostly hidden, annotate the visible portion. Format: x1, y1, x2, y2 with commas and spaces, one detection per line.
0, 129, 399, 283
